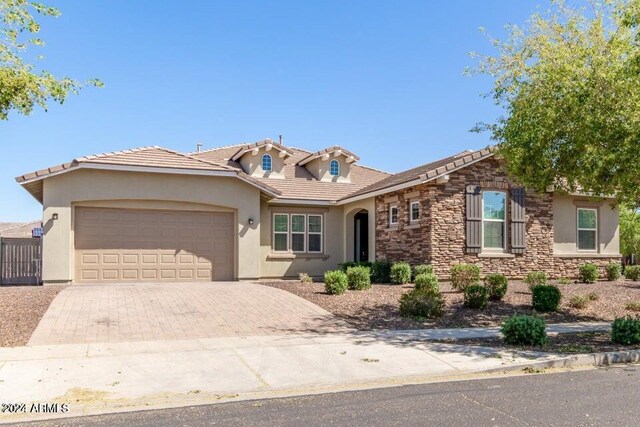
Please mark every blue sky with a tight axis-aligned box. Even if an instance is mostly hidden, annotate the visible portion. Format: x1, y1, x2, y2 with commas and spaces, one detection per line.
1, 0, 539, 221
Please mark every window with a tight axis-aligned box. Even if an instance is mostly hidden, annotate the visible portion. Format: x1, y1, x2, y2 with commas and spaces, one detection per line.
577, 208, 597, 251
329, 159, 340, 176
262, 154, 272, 171
271, 213, 323, 254
291, 214, 306, 252
273, 214, 288, 252
410, 201, 420, 222
482, 191, 506, 249
389, 205, 398, 225
308, 215, 323, 252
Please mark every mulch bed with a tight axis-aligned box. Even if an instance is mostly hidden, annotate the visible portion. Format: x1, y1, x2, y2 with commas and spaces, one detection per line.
432, 331, 640, 354
0, 285, 67, 347
260, 279, 640, 330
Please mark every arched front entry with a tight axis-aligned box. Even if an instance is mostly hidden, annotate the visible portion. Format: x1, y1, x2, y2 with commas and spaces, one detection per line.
353, 210, 369, 262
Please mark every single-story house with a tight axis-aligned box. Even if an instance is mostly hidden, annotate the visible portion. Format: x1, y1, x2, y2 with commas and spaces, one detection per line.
16, 139, 620, 284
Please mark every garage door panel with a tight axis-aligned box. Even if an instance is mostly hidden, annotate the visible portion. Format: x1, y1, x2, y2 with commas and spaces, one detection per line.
75, 207, 234, 282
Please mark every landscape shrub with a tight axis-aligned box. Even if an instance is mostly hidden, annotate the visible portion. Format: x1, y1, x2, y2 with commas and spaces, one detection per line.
524, 271, 547, 290
413, 264, 434, 279
624, 265, 640, 281
324, 270, 348, 295
299, 273, 313, 284
390, 262, 412, 285
346, 266, 371, 290
501, 315, 548, 346
371, 260, 392, 283
587, 292, 600, 301
605, 263, 622, 281
611, 316, 640, 345
399, 289, 444, 319
531, 285, 562, 312
414, 273, 439, 294
464, 284, 488, 309
450, 264, 480, 291
338, 261, 371, 272
568, 295, 589, 309
625, 302, 640, 312
578, 263, 598, 283
556, 277, 571, 285
484, 273, 508, 301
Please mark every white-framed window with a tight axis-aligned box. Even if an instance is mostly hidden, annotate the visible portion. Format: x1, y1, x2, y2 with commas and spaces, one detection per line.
262, 154, 272, 171
291, 214, 306, 252
482, 191, 506, 250
271, 213, 323, 254
410, 201, 420, 222
329, 159, 340, 176
308, 215, 323, 253
389, 205, 398, 225
577, 208, 597, 251
273, 213, 288, 252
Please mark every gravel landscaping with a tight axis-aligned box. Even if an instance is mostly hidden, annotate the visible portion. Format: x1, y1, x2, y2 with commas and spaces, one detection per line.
260, 279, 640, 330
0, 285, 67, 347
433, 331, 640, 354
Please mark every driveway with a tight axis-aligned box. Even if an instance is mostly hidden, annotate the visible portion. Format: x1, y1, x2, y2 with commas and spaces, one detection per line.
28, 282, 352, 346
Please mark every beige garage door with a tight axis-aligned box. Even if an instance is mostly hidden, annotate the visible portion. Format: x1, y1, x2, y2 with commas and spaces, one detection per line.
74, 207, 234, 282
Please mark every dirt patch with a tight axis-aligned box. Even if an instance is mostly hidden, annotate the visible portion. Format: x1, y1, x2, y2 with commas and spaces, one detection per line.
260, 279, 640, 330
433, 331, 640, 354
0, 285, 67, 347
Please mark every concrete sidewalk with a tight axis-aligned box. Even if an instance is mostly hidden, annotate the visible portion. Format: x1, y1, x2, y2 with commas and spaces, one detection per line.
0, 323, 611, 423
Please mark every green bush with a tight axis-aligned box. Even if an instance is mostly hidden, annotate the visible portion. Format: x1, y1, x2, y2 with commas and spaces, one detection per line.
390, 262, 412, 284
524, 271, 547, 290
611, 316, 640, 345
501, 315, 548, 346
371, 260, 392, 283
414, 273, 439, 294
346, 266, 371, 290
450, 264, 480, 291
338, 261, 371, 273
624, 265, 640, 281
324, 270, 348, 295
464, 284, 488, 309
413, 264, 434, 279
484, 273, 508, 301
578, 263, 598, 283
605, 263, 621, 281
399, 289, 444, 319
569, 295, 589, 309
531, 285, 562, 312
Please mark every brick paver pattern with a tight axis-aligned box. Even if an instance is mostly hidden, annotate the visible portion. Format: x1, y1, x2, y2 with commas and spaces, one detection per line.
28, 282, 352, 346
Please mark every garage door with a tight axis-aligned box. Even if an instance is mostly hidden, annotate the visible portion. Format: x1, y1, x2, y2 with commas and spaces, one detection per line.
74, 207, 234, 282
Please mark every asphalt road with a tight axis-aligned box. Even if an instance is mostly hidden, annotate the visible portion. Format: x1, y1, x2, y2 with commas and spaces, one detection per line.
14, 366, 640, 427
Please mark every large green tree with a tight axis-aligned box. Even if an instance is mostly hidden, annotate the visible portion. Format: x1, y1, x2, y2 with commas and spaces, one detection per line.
0, 0, 101, 120
471, 0, 640, 205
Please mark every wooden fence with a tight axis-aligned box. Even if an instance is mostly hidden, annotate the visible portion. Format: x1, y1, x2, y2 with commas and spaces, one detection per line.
0, 238, 42, 285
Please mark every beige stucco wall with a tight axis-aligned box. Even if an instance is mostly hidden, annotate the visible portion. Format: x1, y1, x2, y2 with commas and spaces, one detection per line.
342, 197, 376, 262
259, 201, 344, 278
239, 147, 286, 179
41, 169, 262, 283
552, 194, 620, 256
305, 156, 351, 183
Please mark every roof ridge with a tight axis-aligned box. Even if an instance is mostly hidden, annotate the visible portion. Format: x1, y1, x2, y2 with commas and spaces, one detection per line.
76, 146, 161, 162
351, 163, 391, 175
157, 147, 235, 170
187, 142, 247, 155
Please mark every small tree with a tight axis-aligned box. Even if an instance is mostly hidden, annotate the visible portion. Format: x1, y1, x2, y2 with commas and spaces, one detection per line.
620, 206, 640, 261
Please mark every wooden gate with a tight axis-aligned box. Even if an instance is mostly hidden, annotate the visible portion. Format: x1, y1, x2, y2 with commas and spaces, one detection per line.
0, 238, 42, 285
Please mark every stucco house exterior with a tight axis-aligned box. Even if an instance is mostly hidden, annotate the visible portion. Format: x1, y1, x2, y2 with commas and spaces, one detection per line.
16, 139, 621, 284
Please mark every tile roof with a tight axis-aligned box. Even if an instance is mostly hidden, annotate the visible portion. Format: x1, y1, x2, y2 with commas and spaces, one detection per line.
229, 139, 294, 161
0, 221, 41, 238
297, 146, 360, 165
340, 147, 495, 200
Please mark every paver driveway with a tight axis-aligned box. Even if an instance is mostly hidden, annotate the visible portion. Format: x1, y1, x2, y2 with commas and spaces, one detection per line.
28, 282, 352, 346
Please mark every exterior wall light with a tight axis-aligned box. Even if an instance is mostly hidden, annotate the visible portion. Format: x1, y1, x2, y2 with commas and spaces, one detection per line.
52, 213, 59, 220
248, 218, 254, 225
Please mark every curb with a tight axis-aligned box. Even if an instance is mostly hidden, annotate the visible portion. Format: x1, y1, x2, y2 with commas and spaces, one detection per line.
482, 349, 640, 375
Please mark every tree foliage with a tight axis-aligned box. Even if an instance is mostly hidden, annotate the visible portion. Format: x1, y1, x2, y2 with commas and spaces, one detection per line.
471, 0, 640, 205
620, 205, 640, 256
0, 0, 101, 119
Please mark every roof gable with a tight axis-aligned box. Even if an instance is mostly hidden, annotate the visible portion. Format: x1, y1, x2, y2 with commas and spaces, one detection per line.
230, 139, 294, 161
297, 146, 360, 166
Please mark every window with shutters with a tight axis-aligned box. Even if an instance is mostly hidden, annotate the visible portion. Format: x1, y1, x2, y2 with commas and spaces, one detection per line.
482, 191, 506, 250
577, 208, 597, 251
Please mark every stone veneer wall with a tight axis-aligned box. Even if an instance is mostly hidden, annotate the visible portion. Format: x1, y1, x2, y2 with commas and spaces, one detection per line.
375, 157, 620, 279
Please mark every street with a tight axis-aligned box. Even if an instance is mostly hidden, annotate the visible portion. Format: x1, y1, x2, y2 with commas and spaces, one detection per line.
14, 365, 640, 426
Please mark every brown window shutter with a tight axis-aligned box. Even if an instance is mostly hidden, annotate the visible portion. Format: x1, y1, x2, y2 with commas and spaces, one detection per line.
465, 184, 482, 254
510, 187, 526, 254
